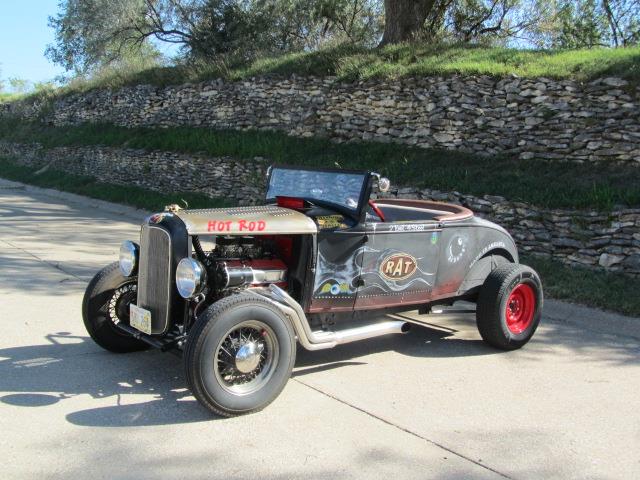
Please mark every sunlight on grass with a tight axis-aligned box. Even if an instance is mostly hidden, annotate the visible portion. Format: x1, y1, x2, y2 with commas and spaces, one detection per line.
44, 43, 640, 96
334, 44, 640, 81
523, 254, 640, 317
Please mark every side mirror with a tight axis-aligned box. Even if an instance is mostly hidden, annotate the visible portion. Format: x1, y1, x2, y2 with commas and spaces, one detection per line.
378, 177, 390, 193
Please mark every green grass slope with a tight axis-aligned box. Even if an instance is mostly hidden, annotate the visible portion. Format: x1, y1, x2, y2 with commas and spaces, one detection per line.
57, 44, 640, 94
1, 120, 639, 211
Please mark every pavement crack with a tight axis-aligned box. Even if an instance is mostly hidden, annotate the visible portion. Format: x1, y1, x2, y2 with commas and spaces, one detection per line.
293, 377, 514, 480
2, 240, 84, 281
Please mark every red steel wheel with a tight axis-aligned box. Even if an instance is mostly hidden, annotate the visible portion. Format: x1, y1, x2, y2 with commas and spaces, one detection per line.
476, 263, 543, 350
505, 283, 536, 334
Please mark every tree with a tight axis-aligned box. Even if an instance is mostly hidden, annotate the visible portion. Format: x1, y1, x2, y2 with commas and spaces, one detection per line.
538, 0, 639, 48
126, 0, 383, 57
555, 0, 605, 47
309, 0, 384, 46
601, 0, 640, 46
8, 78, 30, 94
378, 0, 541, 46
46, 0, 639, 77
47, 0, 384, 70
450, 0, 545, 43
380, 0, 436, 45
46, 0, 161, 74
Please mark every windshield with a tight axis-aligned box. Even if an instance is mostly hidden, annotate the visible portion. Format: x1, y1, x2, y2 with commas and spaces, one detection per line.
266, 167, 368, 213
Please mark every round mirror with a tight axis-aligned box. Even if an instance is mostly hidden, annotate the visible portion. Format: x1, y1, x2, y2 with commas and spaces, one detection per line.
378, 177, 391, 193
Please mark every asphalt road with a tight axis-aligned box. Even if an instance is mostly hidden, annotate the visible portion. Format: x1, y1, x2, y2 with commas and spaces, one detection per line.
1, 178, 639, 480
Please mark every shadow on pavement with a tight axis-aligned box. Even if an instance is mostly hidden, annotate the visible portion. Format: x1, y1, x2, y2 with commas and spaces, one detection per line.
1, 313, 638, 429
0, 190, 143, 293
0, 323, 499, 427
294, 322, 498, 373
0, 253, 94, 294
0, 331, 214, 426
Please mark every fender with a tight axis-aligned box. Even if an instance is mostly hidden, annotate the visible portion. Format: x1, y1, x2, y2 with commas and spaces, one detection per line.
457, 250, 514, 296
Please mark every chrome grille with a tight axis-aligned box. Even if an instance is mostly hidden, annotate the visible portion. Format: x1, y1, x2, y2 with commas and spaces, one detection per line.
137, 225, 172, 334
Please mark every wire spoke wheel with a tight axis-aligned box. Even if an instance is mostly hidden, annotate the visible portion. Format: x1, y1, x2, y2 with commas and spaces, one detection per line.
107, 283, 137, 327
213, 320, 279, 396
185, 293, 296, 416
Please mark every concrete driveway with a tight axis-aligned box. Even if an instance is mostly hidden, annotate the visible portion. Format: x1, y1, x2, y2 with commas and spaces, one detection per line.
1, 178, 639, 480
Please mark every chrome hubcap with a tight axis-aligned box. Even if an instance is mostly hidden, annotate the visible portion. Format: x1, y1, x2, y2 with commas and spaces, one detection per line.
235, 342, 263, 373
214, 321, 278, 395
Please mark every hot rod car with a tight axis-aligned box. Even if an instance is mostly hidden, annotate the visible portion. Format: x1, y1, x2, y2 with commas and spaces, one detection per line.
83, 166, 543, 416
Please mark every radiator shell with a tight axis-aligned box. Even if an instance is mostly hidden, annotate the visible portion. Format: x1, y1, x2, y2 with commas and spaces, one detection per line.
137, 214, 189, 334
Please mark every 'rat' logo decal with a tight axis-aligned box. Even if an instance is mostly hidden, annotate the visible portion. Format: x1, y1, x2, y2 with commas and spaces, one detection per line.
379, 253, 417, 281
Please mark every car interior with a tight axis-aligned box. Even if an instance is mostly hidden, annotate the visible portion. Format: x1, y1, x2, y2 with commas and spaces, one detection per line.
368, 199, 474, 223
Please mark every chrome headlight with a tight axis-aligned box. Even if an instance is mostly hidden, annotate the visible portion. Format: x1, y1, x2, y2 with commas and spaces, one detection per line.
176, 258, 207, 299
119, 241, 139, 277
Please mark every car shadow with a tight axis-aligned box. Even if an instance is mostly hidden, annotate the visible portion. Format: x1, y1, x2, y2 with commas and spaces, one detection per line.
0, 321, 498, 426
294, 320, 496, 373
0, 332, 215, 426
6, 313, 633, 428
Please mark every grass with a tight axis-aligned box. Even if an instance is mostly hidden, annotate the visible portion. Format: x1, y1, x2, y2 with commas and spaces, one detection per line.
2, 119, 640, 211
0, 92, 25, 103
52, 43, 640, 95
0, 157, 228, 211
523, 254, 640, 317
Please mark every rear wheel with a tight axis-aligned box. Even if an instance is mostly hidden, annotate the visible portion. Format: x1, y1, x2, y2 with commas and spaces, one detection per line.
476, 263, 543, 350
82, 262, 149, 353
185, 293, 296, 417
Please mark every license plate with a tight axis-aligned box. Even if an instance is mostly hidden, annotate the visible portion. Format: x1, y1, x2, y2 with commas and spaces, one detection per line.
130, 304, 152, 335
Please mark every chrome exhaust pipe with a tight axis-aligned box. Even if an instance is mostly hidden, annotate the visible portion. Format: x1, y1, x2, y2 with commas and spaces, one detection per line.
255, 284, 410, 351
333, 320, 411, 345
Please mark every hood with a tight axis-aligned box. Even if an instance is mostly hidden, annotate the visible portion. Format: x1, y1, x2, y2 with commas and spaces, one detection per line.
175, 205, 318, 235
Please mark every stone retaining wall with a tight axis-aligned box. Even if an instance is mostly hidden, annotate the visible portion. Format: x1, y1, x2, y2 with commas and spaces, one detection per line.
2, 141, 638, 276
1, 75, 639, 164
0, 142, 266, 206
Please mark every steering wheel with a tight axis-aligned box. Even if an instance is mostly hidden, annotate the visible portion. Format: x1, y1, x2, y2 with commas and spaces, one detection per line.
302, 197, 360, 221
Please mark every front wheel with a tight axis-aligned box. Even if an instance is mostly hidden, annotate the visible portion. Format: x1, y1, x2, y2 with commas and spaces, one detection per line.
184, 293, 296, 417
476, 263, 543, 350
82, 262, 149, 353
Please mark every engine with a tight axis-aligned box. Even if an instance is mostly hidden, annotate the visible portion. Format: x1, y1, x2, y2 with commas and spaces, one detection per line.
215, 259, 288, 290
195, 236, 289, 292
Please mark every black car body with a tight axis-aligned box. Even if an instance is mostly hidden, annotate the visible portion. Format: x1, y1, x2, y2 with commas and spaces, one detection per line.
83, 166, 543, 416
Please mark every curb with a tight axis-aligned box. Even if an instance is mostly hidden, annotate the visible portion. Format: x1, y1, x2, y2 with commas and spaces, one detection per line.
0, 177, 151, 220
544, 299, 640, 340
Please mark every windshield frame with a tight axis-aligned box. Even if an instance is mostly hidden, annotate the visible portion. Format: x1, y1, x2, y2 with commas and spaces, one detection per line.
265, 165, 371, 218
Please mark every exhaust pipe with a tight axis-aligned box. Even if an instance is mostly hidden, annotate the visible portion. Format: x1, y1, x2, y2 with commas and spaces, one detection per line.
256, 284, 410, 351
333, 320, 411, 344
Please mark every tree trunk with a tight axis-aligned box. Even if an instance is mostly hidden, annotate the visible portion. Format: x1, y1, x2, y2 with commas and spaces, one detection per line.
380, 0, 435, 45
601, 0, 620, 47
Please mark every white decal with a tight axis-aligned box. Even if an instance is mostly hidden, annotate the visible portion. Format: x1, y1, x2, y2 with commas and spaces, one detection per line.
469, 241, 507, 269
447, 235, 468, 263
389, 224, 427, 232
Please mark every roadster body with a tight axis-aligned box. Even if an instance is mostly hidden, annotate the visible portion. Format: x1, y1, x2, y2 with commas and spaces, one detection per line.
83, 166, 543, 416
